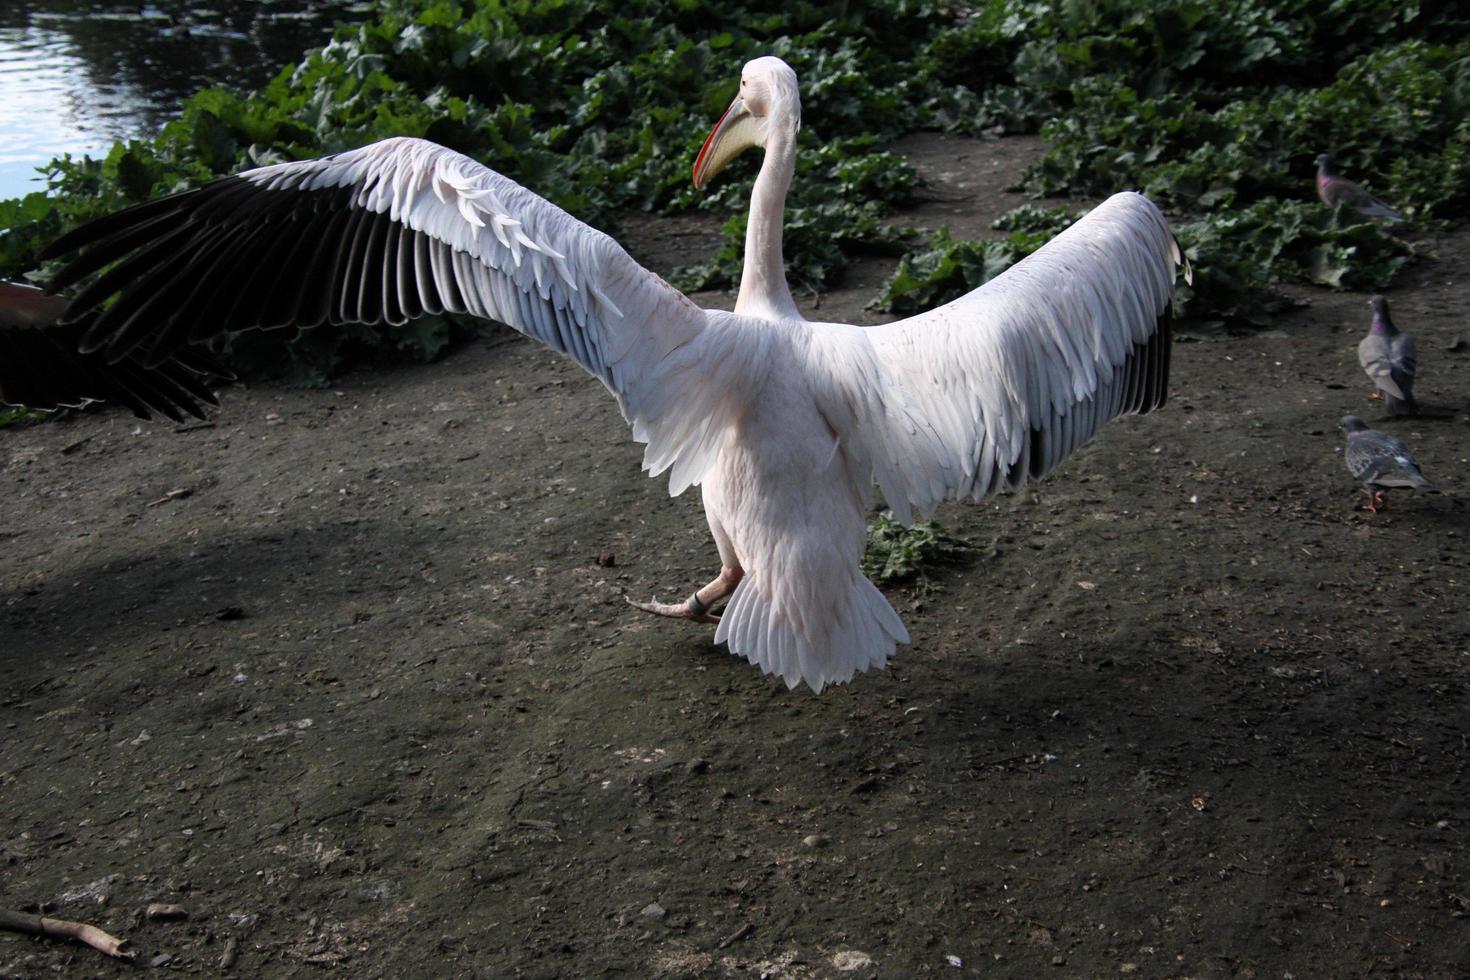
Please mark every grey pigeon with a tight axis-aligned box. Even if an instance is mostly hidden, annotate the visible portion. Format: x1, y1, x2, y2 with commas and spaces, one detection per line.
1316, 154, 1405, 223
1357, 294, 1417, 415
1339, 415, 1437, 512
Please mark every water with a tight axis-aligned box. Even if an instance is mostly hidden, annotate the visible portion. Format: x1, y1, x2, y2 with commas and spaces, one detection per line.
0, 1, 373, 201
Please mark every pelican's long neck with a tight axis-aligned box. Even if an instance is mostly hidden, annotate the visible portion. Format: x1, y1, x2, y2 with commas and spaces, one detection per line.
736, 116, 800, 321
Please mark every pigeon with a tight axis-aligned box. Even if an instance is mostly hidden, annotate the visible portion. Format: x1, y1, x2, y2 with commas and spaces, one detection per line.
1316, 154, 1404, 223
1338, 415, 1437, 512
1357, 294, 1417, 415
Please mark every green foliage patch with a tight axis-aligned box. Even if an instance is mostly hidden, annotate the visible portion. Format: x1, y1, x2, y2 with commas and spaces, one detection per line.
0, 406, 46, 429
861, 513, 974, 586
877, 5, 1466, 331
873, 205, 1083, 315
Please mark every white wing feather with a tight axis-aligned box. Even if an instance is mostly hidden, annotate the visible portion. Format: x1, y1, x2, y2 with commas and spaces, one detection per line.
865, 192, 1180, 512
795, 324, 950, 524
248, 138, 764, 490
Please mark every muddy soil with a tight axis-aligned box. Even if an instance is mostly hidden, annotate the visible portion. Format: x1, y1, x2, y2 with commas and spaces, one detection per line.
3, 134, 1469, 978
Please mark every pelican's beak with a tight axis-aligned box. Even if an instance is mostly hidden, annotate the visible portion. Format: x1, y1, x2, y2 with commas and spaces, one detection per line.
692, 95, 760, 190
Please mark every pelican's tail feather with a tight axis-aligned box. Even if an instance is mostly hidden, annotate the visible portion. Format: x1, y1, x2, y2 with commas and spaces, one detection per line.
714, 568, 908, 694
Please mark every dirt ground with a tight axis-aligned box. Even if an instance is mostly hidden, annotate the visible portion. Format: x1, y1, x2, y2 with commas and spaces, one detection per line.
3, 134, 1469, 978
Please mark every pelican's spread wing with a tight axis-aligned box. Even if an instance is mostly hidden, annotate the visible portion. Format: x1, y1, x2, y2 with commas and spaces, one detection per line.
42, 137, 759, 490
866, 192, 1180, 510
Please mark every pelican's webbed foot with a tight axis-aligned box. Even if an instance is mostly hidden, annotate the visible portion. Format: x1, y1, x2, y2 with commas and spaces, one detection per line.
627, 592, 721, 624
627, 565, 743, 625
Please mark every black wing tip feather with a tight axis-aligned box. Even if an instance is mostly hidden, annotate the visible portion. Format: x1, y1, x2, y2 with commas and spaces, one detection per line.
40, 187, 203, 263
1138, 305, 1173, 416
1009, 303, 1173, 488
41, 163, 478, 376
0, 316, 227, 421
47, 177, 396, 367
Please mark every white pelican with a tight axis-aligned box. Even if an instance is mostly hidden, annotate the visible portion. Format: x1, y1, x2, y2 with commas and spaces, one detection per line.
41, 56, 1182, 692
0, 281, 219, 420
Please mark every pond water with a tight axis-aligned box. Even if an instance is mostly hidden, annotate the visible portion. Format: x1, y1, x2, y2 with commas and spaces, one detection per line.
0, 0, 373, 201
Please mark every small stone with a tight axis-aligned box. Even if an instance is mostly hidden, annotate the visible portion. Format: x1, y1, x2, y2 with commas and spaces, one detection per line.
685, 758, 709, 775
1120, 964, 1138, 974
147, 903, 188, 921
640, 902, 666, 920
832, 950, 874, 971
150, 953, 173, 967
802, 834, 829, 849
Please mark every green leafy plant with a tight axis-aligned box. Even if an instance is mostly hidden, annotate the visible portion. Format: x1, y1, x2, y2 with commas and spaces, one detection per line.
0, 406, 46, 429
861, 514, 973, 586
879, 22, 1465, 331
871, 209, 1075, 315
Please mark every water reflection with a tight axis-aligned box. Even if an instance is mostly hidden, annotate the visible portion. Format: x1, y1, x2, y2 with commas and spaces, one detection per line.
0, 1, 371, 200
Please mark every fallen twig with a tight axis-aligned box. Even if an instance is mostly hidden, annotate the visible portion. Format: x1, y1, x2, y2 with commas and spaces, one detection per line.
0, 908, 133, 960
147, 488, 193, 507
717, 922, 754, 949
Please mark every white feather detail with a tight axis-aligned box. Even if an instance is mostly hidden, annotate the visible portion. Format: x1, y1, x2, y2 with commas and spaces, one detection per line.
238, 136, 755, 492
866, 191, 1180, 508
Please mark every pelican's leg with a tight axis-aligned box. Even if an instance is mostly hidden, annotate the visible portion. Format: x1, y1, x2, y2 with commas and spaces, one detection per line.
628, 566, 744, 624
1368, 391, 1385, 401
1360, 487, 1386, 512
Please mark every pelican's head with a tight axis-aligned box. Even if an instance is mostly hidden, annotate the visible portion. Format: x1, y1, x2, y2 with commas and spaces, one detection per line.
692, 56, 801, 190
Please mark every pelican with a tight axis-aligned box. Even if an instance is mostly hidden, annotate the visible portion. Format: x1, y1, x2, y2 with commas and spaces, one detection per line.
0, 281, 219, 421
40, 57, 1181, 692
